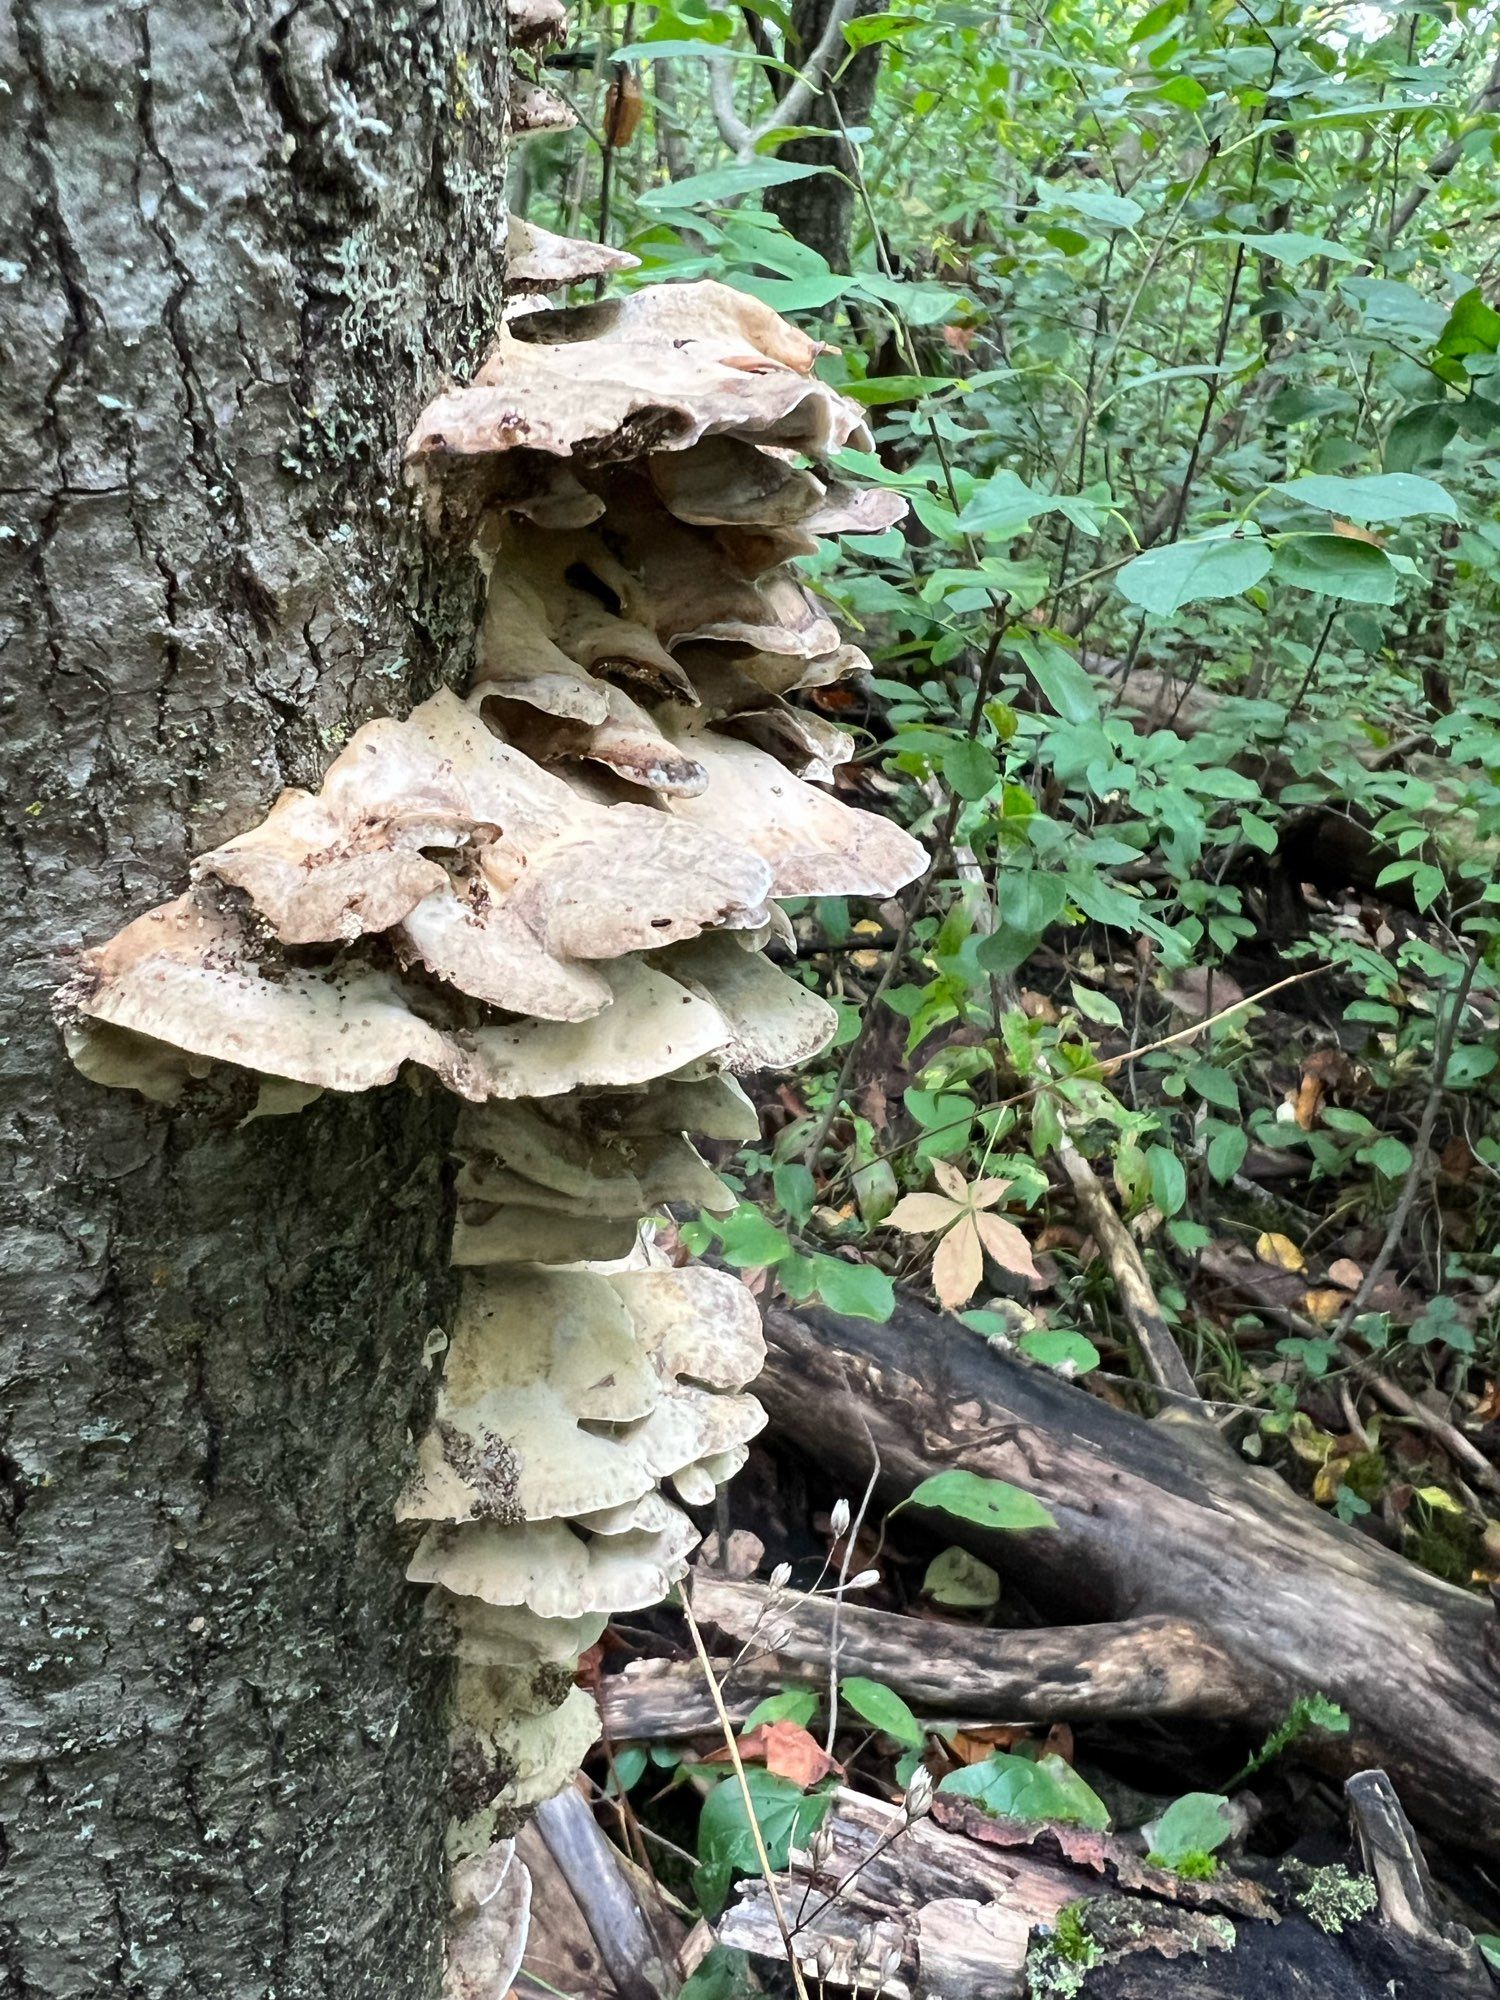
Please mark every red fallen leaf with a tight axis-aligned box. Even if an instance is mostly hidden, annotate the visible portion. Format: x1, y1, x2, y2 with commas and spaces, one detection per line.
574, 1642, 606, 1690
941, 323, 975, 354
710, 1721, 843, 1789
943, 1724, 1033, 1767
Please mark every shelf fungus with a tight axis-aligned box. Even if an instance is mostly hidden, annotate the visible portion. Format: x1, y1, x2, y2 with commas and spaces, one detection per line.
59, 254, 925, 1988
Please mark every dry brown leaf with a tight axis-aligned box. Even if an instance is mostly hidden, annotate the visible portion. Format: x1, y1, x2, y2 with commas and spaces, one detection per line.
946, 1724, 1029, 1765
974, 1211, 1041, 1285
603, 70, 644, 146
887, 1166, 1036, 1308
1474, 1381, 1500, 1425
1331, 517, 1385, 547
1302, 1288, 1349, 1324
727, 1721, 843, 1788
1328, 1257, 1364, 1290
933, 1213, 984, 1311
1292, 1072, 1325, 1131
1256, 1231, 1306, 1273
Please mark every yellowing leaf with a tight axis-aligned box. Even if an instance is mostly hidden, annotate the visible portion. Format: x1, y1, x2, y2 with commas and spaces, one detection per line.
974, 1211, 1040, 1283
887, 1193, 963, 1233
1414, 1484, 1464, 1515
1256, 1231, 1306, 1272
971, 1177, 1015, 1210
1302, 1288, 1348, 1324
933, 1212, 984, 1309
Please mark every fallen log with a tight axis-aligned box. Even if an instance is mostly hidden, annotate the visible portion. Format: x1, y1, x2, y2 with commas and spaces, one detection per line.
754, 1294, 1500, 1862
691, 1579, 1250, 1722
717, 1782, 1477, 1999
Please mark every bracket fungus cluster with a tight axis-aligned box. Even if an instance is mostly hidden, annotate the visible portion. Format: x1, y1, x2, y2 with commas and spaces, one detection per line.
60, 8, 924, 1980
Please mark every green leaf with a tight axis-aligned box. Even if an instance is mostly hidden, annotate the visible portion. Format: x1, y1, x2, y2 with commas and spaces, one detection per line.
1018, 1328, 1101, 1375
696, 1771, 833, 1916
1278, 471, 1458, 523
811, 1254, 895, 1322
773, 1162, 815, 1225
1187, 1060, 1239, 1111
1477, 1936, 1500, 1975
741, 1689, 819, 1732
605, 1744, 649, 1796
944, 739, 1000, 801
1017, 638, 1100, 724
1363, 1135, 1413, 1178
640, 159, 825, 212
843, 10, 919, 47
1070, 981, 1123, 1028
956, 469, 1053, 536
977, 871, 1070, 978
679, 1947, 758, 2000
1206, 1123, 1248, 1183
1272, 533, 1397, 604
1435, 287, 1500, 361
1116, 533, 1272, 614
923, 1545, 1002, 1608
940, 1751, 1110, 1829
841, 1677, 924, 1748
1154, 73, 1208, 110
1145, 1792, 1234, 1870
1237, 229, 1357, 265
1034, 183, 1144, 230
718, 1205, 794, 1268
1385, 404, 1459, 474
905, 1469, 1057, 1533
1147, 1144, 1187, 1218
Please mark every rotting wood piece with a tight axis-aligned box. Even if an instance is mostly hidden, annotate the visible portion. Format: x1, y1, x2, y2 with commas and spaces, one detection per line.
691, 1576, 1251, 1722
755, 1293, 1500, 1861
717, 1787, 1423, 2000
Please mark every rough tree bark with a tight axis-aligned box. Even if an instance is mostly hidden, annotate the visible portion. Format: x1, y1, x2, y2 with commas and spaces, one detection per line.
1, 4, 507, 1994
766, 0, 882, 270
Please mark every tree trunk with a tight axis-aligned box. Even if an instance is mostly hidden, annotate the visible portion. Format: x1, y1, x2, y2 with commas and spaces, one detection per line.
756, 1296, 1500, 1864
1, 4, 508, 1993
766, 0, 882, 268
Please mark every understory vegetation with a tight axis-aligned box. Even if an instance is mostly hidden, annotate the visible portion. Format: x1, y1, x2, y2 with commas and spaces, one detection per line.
512, 0, 1500, 1988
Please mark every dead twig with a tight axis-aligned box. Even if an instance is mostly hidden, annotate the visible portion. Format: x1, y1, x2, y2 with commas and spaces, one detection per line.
1053, 1122, 1207, 1412
533, 1786, 682, 2000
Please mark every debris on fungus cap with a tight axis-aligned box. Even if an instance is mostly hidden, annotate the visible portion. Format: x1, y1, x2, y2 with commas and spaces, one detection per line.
505, 215, 640, 291
398, 1267, 765, 1525
446, 1839, 532, 2000
69, 888, 491, 1101
194, 689, 775, 971
451, 1676, 600, 1833
509, 82, 576, 139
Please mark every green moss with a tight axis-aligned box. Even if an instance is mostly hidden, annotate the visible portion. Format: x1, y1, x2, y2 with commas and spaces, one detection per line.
1026, 1901, 1101, 1999
1174, 1850, 1220, 1880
